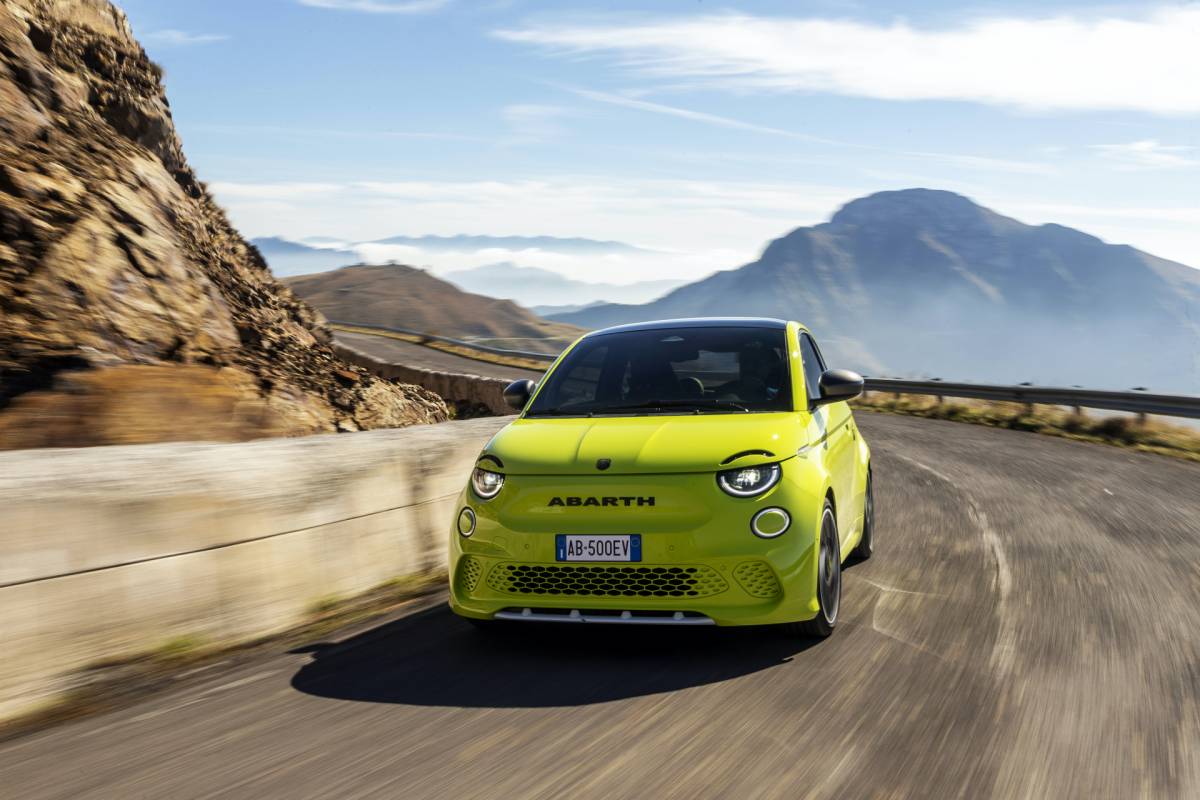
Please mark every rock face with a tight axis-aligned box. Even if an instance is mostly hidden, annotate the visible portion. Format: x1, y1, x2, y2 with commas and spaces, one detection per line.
0, 0, 449, 448
555, 189, 1200, 393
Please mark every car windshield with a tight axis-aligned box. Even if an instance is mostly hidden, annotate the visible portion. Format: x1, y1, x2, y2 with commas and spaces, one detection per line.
526, 326, 793, 416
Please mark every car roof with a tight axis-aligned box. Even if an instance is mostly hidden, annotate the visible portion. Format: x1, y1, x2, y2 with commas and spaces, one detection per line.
585, 317, 791, 338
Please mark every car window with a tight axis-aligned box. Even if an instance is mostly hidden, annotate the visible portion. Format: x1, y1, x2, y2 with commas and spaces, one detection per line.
527, 326, 792, 415
798, 332, 826, 404
547, 344, 608, 407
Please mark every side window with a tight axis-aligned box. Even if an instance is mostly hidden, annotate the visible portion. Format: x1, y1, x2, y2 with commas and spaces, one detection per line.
546, 345, 609, 407
798, 333, 826, 403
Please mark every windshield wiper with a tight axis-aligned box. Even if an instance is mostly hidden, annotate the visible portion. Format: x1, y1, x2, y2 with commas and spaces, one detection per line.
592, 398, 750, 414
525, 407, 595, 417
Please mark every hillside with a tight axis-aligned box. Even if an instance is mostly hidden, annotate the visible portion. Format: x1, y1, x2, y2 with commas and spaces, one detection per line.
286, 265, 584, 353
554, 190, 1200, 394
0, 0, 448, 448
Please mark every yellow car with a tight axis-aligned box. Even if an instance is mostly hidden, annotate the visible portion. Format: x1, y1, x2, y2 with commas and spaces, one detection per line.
448, 318, 873, 637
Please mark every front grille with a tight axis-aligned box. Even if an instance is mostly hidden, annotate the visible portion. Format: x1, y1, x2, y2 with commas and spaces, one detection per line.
487, 563, 728, 598
457, 556, 483, 593
733, 561, 781, 598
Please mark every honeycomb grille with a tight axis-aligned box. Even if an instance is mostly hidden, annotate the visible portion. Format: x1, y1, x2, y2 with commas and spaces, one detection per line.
733, 561, 781, 599
487, 563, 728, 598
457, 556, 484, 593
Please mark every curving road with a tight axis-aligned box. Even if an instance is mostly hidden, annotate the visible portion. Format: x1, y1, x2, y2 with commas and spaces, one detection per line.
335, 331, 545, 382
2, 413, 1199, 798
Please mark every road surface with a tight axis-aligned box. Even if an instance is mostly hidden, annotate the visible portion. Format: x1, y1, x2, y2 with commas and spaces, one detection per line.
335, 331, 544, 382
2, 413, 1199, 798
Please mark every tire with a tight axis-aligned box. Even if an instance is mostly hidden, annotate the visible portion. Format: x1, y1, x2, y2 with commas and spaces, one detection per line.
784, 500, 841, 638
851, 468, 875, 561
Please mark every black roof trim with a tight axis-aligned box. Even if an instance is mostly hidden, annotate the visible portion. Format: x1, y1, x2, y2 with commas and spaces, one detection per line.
586, 317, 789, 338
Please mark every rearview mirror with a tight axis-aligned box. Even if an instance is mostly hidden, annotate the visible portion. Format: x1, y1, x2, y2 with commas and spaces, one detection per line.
503, 379, 537, 411
813, 369, 864, 407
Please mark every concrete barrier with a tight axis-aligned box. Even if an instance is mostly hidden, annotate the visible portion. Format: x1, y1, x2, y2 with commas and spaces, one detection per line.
332, 341, 516, 417
0, 416, 510, 721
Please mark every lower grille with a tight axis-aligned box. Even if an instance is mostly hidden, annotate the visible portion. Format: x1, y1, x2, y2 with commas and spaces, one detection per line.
733, 561, 782, 598
457, 556, 483, 593
487, 563, 728, 598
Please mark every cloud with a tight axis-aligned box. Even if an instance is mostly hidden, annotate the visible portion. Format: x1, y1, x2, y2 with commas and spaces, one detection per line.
564, 86, 1051, 174
297, 0, 450, 13
1091, 140, 1199, 169
501, 104, 573, 144
212, 178, 1200, 275
208, 182, 344, 199
209, 177, 863, 281
496, 8, 1200, 114
141, 29, 228, 46
565, 86, 825, 140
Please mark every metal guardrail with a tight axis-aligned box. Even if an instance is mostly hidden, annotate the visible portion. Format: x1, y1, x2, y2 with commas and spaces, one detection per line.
330, 321, 1200, 419
328, 321, 559, 362
862, 379, 1200, 419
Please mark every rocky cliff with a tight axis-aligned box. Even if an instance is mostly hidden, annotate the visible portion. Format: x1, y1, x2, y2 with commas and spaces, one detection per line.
0, 0, 448, 448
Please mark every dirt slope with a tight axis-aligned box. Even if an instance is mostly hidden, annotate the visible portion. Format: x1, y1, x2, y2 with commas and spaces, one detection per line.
0, 0, 448, 448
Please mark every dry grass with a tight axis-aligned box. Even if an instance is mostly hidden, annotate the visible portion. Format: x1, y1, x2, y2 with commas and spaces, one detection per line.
853, 392, 1200, 463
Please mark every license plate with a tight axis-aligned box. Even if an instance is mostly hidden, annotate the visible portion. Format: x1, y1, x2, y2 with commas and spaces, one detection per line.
556, 534, 642, 562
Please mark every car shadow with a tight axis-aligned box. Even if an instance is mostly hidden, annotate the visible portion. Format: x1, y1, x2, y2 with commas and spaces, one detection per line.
291, 603, 819, 709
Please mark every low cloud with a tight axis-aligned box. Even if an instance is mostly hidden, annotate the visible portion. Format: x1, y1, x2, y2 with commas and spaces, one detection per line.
141, 29, 228, 46
1091, 140, 1199, 169
209, 178, 1200, 277
210, 177, 862, 281
497, 7, 1200, 115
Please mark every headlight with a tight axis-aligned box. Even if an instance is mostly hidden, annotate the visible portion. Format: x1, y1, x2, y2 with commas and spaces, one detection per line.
717, 463, 781, 497
470, 467, 505, 500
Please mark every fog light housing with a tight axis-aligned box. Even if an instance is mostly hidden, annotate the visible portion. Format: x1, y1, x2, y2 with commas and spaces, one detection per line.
750, 507, 790, 538
457, 507, 477, 537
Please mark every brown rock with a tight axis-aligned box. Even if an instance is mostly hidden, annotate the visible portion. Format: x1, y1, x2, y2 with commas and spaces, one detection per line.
0, 0, 449, 449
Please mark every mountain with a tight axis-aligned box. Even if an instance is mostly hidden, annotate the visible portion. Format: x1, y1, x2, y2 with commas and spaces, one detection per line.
0, 0, 447, 449
442, 263, 686, 308
285, 265, 584, 354
552, 190, 1200, 394
368, 235, 652, 255
250, 237, 359, 277
530, 301, 607, 317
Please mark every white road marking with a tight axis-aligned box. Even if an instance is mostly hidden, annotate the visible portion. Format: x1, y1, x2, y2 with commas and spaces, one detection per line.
856, 577, 942, 597
891, 452, 1016, 677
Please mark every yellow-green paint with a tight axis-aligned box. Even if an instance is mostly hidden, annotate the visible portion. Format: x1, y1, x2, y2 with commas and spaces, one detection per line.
448, 321, 871, 627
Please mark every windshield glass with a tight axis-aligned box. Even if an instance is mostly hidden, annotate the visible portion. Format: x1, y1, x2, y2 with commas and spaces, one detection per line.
526, 326, 792, 416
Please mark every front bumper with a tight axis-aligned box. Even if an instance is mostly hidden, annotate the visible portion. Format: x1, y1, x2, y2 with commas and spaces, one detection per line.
447, 477, 823, 627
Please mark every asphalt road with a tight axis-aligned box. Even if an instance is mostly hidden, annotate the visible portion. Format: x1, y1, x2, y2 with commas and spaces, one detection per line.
3, 413, 1199, 799
335, 332, 545, 382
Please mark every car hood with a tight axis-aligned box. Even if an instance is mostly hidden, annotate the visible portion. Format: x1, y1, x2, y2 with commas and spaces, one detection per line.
482, 413, 804, 476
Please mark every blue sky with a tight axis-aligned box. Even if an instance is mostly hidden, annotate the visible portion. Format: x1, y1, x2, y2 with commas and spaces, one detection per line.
120, 0, 1200, 281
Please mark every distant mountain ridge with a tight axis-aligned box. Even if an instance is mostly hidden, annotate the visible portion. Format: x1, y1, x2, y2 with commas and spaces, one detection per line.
552, 189, 1200, 394
250, 234, 657, 283
443, 263, 685, 308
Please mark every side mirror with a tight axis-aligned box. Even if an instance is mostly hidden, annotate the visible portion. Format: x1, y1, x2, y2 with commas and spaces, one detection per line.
503, 379, 537, 411
813, 369, 864, 407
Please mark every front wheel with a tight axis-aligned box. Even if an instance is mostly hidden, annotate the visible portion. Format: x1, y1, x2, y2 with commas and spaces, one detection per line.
784, 500, 841, 638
